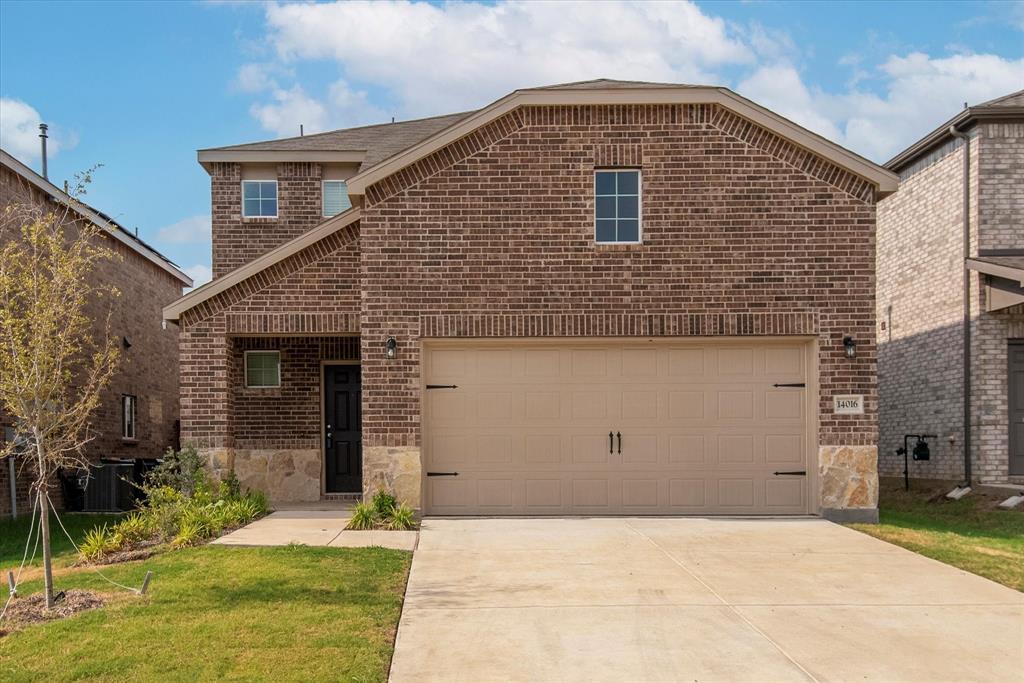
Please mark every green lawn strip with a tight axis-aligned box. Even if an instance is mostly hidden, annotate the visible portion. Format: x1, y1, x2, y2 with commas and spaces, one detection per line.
849, 487, 1024, 592
0, 512, 123, 569
1, 545, 412, 683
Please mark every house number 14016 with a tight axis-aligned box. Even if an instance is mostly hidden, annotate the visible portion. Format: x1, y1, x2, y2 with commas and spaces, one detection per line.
834, 395, 864, 414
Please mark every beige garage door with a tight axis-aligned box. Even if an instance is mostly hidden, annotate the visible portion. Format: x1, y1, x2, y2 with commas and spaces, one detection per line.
422, 340, 814, 516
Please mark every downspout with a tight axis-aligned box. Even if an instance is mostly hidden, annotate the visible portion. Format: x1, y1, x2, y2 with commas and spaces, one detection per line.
949, 124, 972, 487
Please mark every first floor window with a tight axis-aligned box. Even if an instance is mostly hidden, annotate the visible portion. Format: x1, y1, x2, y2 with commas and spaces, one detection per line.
245, 350, 281, 388
122, 395, 137, 439
323, 180, 352, 217
595, 169, 641, 243
242, 180, 278, 217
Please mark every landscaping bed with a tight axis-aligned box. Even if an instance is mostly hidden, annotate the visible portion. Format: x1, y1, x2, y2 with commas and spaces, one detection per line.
849, 479, 1024, 591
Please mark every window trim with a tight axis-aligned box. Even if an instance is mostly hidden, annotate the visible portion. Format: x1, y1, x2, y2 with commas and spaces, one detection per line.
594, 168, 643, 245
322, 179, 351, 217
241, 179, 279, 219
244, 350, 282, 389
121, 395, 137, 440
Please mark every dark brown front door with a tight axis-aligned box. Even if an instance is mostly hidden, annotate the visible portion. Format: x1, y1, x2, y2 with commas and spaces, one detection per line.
324, 364, 362, 493
1011, 342, 1024, 475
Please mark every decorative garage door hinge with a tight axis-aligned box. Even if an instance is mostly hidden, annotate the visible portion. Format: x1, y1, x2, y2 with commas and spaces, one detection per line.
773, 470, 807, 476
425, 384, 459, 390
772, 383, 806, 388
426, 472, 459, 477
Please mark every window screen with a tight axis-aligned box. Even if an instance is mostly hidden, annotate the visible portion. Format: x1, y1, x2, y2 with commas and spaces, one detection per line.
323, 180, 352, 217
245, 351, 281, 388
122, 395, 137, 439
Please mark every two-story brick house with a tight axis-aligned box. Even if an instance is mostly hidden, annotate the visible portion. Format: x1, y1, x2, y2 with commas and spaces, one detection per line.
164, 80, 898, 521
877, 90, 1024, 486
1, 149, 192, 515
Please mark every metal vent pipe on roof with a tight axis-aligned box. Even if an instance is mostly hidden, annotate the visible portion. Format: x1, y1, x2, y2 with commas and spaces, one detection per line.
38, 123, 49, 180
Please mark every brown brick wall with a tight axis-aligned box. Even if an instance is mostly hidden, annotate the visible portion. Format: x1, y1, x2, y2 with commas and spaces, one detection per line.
211, 162, 324, 278
358, 103, 877, 449
0, 165, 184, 514
878, 120, 1024, 483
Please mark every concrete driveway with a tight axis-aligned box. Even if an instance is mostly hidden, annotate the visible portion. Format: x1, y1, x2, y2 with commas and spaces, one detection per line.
390, 518, 1023, 682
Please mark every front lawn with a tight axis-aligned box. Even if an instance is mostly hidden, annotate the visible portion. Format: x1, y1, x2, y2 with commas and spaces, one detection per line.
1, 545, 412, 682
849, 481, 1024, 591
0, 512, 121, 569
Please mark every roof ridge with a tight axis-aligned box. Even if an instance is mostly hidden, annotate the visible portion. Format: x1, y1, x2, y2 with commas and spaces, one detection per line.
976, 89, 1024, 108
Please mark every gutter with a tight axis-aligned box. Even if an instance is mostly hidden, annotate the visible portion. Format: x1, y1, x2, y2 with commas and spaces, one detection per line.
948, 124, 972, 487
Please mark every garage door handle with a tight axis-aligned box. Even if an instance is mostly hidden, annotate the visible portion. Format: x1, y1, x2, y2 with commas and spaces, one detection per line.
427, 471, 459, 477
617, 431, 622, 454
773, 470, 807, 476
609, 432, 614, 454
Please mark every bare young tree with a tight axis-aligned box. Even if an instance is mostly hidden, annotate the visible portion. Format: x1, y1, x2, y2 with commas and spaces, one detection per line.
0, 172, 121, 609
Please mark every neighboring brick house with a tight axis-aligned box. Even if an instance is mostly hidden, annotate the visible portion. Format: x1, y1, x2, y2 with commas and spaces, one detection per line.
165, 80, 898, 521
877, 90, 1024, 486
0, 150, 192, 515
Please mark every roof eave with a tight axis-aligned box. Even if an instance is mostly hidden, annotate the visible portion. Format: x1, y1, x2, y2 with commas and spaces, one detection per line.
0, 150, 192, 286
885, 106, 1024, 172
344, 86, 897, 198
197, 149, 367, 174
163, 206, 361, 321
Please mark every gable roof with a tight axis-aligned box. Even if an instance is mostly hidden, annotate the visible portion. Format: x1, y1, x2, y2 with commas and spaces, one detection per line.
198, 111, 475, 172
1, 149, 192, 286
343, 81, 898, 197
885, 89, 1024, 172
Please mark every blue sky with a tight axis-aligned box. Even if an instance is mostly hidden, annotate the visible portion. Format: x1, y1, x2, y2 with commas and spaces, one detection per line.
1, 0, 1022, 287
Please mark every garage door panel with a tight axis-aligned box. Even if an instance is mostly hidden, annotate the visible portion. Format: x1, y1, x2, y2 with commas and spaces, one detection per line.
423, 341, 811, 515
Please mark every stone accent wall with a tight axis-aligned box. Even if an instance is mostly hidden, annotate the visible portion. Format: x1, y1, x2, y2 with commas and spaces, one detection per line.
819, 445, 879, 522
363, 446, 422, 507
211, 161, 325, 278
0, 165, 184, 515
360, 104, 878, 462
878, 118, 1023, 483
233, 449, 321, 503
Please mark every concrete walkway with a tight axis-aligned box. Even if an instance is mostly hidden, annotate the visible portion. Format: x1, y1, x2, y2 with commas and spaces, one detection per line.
391, 517, 1023, 682
212, 510, 417, 550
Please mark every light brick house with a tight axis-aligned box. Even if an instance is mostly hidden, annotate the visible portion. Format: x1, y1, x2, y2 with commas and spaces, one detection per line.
0, 150, 192, 514
877, 90, 1024, 486
164, 80, 898, 521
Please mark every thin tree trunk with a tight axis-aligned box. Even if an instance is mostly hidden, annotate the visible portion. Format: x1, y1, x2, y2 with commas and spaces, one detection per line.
35, 436, 55, 610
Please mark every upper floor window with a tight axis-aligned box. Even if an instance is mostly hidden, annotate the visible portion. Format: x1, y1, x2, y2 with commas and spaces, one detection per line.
245, 350, 281, 388
323, 180, 352, 217
594, 170, 641, 244
122, 395, 137, 440
242, 180, 278, 218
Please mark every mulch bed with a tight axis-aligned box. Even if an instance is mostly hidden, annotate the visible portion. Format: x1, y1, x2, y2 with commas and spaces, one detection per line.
1, 589, 106, 636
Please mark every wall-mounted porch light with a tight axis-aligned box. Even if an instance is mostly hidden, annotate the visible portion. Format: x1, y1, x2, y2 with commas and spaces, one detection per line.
843, 336, 856, 359
385, 336, 397, 360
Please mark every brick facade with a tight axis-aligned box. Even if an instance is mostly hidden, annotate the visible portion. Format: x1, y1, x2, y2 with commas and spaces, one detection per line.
179, 102, 880, 510
877, 119, 1024, 483
0, 164, 185, 515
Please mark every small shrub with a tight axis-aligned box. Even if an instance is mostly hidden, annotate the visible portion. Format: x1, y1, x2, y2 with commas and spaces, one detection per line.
218, 471, 242, 501
171, 519, 204, 548
346, 501, 378, 530
385, 503, 417, 531
147, 445, 208, 498
113, 512, 153, 545
371, 490, 397, 517
80, 525, 117, 560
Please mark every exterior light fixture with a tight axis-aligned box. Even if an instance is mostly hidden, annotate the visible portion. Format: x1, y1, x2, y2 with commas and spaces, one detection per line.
843, 336, 856, 359
385, 336, 397, 359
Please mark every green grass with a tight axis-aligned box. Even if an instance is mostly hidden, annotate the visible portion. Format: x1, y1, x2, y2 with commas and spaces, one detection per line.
0, 545, 412, 682
0, 512, 122, 569
850, 483, 1024, 591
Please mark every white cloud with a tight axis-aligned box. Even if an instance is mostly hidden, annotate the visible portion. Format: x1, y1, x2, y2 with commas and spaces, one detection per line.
740, 53, 1024, 162
0, 98, 75, 165
184, 264, 213, 289
259, 0, 752, 117
155, 214, 211, 244
249, 85, 329, 136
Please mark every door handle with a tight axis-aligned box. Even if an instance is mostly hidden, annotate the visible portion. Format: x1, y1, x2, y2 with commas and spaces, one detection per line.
617, 432, 622, 454
326, 432, 332, 449
609, 431, 614, 454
